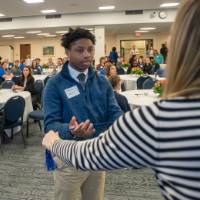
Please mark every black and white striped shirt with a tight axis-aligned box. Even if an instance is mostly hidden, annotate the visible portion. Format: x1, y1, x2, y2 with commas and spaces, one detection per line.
52, 98, 200, 200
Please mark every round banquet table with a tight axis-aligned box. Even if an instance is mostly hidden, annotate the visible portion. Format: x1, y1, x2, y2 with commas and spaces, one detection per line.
121, 89, 159, 108
0, 89, 33, 121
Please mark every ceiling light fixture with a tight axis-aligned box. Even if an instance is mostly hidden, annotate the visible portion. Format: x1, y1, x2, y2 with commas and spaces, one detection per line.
24, 0, 44, 3
135, 30, 149, 33
14, 36, 25, 39
2, 35, 15, 38
23, 0, 44, 3
41, 9, 56, 14
0, 13, 5, 17
45, 35, 56, 37
98, 5, 115, 10
140, 27, 156, 30
55, 31, 68, 34
26, 30, 41, 34
160, 3, 180, 7
37, 33, 49, 36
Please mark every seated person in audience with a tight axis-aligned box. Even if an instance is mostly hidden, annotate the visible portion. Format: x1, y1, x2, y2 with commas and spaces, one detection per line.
32, 59, 42, 75
12, 66, 38, 108
0, 61, 14, 80
96, 56, 107, 76
25, 55, 32, 66
127, 55, 138, 74
35, 58, 43, 70
116, 56, 125, 75
19, 59, 26, 71
56, 57, 63, 72
149, 57, 160, 74
47, 57, 55, 68
106, 62, 117, 78
10, 60, 21, 76
137, 56, 144, 69
143, 57, 153, 74
3, 58, 13, 70
43, 2, 200, 200
109, 75, 130, 113
12, 66, 35, 95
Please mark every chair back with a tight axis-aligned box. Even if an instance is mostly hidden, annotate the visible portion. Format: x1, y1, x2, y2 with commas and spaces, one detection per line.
34, 80, 44, 108
142, 77, 155, 89
0, 77, 4, 85
44, 75, 53, 86
1, 80, 14, 89
137, 76, 149, 89
4, 96, 25, 123
12, 76, 20, 84
156, 68, 166, 77
34, 79, 44, 94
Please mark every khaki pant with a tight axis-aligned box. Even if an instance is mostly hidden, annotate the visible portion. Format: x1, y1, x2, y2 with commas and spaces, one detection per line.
53, 157, 106, 200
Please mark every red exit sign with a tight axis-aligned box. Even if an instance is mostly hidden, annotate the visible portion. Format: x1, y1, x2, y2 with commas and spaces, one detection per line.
135, 32, 141, 37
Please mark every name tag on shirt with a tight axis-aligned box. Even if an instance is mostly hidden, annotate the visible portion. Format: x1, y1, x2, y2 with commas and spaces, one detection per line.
65, 86, 80, 99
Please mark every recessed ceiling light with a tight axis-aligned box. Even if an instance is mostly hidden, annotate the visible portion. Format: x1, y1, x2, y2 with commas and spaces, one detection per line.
45, 35, 56, 37
41, 9, 56, 14
55, 31, 68, 34
86, 28, 94, 31
37, 33, 49, 36
140, 27, 156, 30
0, 13, 5, 17
135, 30, 149, 33
26, 30, 41, 34
14, 36, 25, 39
23, 0, 44, 3
2, 35, 15, 38
98, 5, 115, 10
160, 3, 180, 7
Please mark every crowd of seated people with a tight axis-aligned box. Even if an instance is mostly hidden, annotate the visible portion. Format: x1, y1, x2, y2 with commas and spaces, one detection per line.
0, 56, 67, 109
95, 47, 166, 77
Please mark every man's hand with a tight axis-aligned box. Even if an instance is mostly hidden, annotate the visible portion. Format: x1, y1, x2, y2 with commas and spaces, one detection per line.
42, 131, 60, 151
69, 116, 96, 137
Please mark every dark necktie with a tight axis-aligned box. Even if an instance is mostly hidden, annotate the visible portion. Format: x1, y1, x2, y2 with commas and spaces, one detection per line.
77, 73, 86, 90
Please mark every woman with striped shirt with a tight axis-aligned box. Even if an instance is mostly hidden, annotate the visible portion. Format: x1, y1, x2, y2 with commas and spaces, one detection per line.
42, 0, 200, 199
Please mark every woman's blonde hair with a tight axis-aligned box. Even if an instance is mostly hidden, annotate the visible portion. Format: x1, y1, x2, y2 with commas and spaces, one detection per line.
163, 0, 200, 98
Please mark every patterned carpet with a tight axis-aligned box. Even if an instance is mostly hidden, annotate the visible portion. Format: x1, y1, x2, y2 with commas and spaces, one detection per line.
0, 123, 163, 200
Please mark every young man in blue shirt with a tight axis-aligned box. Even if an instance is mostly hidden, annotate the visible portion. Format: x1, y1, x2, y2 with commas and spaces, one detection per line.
43, 28, 122, 200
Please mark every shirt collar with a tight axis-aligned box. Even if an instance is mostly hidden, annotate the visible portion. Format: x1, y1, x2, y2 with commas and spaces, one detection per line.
68, 63, 88, 82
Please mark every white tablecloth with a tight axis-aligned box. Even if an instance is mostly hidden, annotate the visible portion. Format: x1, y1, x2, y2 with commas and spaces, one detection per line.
119, 75, 166, 90
0, 89, 33, 121
121, 89, 159, 108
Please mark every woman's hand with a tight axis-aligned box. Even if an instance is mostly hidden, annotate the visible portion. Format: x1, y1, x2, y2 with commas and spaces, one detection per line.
42, 131, 60, 151
12, 85, 24, 92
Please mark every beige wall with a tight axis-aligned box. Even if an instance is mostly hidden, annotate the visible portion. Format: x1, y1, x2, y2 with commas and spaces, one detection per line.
105, 34, 117, 57
0, 32, 169, 64
0, 37, 65, 63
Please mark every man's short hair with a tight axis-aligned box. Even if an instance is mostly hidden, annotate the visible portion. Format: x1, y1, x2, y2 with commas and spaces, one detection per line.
61, 28, 96, 49
108, 75, 121, 89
